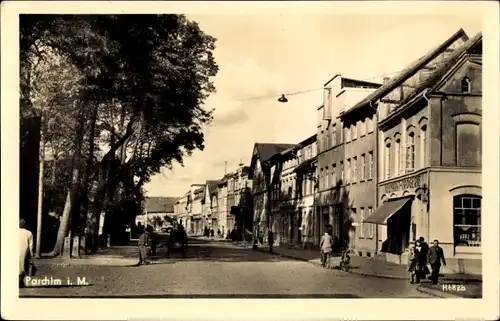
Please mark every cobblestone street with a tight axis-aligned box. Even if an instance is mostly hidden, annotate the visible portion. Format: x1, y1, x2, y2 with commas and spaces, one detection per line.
20, 238, 430, 298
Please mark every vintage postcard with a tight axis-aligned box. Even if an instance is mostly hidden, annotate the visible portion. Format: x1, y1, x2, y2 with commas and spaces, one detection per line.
1, 1, 499, 320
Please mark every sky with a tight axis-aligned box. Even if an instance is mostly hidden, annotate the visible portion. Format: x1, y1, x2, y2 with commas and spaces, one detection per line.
144, 14, 482, 198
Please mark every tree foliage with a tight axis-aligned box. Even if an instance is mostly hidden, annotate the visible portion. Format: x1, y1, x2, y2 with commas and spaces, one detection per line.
20, 14, 219, 254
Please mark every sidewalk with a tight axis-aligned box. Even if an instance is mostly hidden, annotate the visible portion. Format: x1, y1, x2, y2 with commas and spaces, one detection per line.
35, 244, 154, 267
240, 243, 482, 283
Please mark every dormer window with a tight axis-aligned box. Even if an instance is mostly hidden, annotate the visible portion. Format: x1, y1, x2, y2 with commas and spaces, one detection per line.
461, 77, 471, 93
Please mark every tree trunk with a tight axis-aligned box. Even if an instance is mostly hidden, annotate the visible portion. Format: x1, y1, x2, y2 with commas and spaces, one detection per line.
80, 103, 98, 253
48, 166, 80, 256
35, 116, 45, 258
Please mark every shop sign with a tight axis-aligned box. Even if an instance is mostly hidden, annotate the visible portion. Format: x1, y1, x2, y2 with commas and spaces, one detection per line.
382, 173, 425, 194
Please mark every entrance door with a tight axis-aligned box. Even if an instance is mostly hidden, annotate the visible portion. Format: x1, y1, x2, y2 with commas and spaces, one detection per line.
386, 202, 412, 255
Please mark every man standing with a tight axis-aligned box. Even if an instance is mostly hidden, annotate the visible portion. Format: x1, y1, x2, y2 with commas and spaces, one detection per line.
19, 219, 34, 288
427, 239, 446, 284
320, 231, 333, 268
419, 237, 430, 278
268, 229, 274, 254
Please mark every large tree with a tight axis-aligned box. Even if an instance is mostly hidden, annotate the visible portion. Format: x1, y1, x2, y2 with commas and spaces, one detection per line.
20, 14, 218, 255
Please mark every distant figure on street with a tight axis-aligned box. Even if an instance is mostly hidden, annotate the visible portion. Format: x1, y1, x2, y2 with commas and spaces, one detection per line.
137, 226, 150, 265
268, 230, 274, 253
427, 239, 446, 284
210, 229, 215, 238
148, 225, 158, 256
217, 229, 221, 238
320, 232, 333, 268
19, 219, 34, 288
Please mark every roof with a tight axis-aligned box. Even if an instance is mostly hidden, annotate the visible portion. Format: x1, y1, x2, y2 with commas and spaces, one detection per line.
145, 197, 178, 213
255, 143, 298, 164
298, 134, 317, 146
380, 31, 482, 126
342, 28, 469, 117
206, 180, 219, 195
293, 157, 317, 173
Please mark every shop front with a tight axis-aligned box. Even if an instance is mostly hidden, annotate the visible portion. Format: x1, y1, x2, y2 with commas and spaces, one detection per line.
365, 169, 429, 265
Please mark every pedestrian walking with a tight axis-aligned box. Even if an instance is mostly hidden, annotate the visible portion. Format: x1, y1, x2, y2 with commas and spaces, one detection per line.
210, 229, 215, 238
427, 239, 447, 284
319, 232, 333, 268
19, 219, 34, 288
137, 226, 150, 265
217, 229, 221, 238
268, 230, 274, 253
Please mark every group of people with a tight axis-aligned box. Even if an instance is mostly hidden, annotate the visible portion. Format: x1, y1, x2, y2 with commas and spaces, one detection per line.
137, 223, 188, 265
408, 237, 447, 284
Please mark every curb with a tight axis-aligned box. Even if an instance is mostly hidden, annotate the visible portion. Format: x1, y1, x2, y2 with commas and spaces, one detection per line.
250, 246, 482, 282
416, 285, 462, 298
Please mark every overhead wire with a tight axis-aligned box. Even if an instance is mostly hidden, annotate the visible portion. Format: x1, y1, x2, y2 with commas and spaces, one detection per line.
230, 68, 406, 103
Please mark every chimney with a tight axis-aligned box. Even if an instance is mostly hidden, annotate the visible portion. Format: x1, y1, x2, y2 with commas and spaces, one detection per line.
383, 77, 390, 84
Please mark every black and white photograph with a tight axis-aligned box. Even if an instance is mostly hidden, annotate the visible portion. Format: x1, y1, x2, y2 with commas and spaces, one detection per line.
2, 1, 499, 320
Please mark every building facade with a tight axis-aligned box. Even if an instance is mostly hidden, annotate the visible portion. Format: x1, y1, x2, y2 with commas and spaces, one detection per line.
248, 143, 297, 243
317, 75, 381, 251
354, 29, 482, 274
203, 180, 219, 231
293, 134, 318, 249
192, 186, 205, 235
217, 176, 229, 237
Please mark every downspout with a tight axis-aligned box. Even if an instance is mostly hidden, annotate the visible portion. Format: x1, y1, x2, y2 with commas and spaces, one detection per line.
370, 100, 380, 254
421, 88, 431, 242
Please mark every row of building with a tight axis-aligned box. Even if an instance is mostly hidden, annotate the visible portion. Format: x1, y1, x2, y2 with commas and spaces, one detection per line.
170, 28, 482, 273
173, 164, 253, 238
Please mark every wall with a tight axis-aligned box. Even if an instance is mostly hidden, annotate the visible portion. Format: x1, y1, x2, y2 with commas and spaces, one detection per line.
428, 169, 481, 258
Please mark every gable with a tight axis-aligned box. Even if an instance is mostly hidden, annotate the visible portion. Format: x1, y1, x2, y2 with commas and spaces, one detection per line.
434, 56, 482, 94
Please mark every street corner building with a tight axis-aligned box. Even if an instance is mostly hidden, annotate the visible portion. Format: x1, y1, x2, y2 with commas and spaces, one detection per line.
341, 29, 482, 273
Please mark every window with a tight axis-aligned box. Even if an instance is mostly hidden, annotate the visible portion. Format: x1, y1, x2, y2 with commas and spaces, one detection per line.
359, 207, 365, 238
461, 77, 471, 93
367, 207, 374, 238
406, 132, 415, 172
320, 168, 324, 190
453, 195, 481, 247
366, 117, 373, 133
340, 161, 345, 184
352, 124, 357, 140
346, 159, 351, 183
456, 122, 481, 167
320, 130, 324, 152
332, 164, 337, 186
420, 125, 427, 167
352, 156, 357, 183
325, 126, 330, 150
325, 166, 329, 188
368, 151, 374, 179
332, 123, 337, 146
361, 154, 366, 180
360, 119, 366, 136
385, 142, 392, 179
345, 127, 350, 142
395, 138, 401, 175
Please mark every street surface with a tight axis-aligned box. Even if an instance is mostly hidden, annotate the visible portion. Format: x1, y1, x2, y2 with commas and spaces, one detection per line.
20, 238, 429, 298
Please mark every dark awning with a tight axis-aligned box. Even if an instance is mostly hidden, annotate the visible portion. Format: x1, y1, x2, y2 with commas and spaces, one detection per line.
363, 196, 413, 225
294, 158, 316, 173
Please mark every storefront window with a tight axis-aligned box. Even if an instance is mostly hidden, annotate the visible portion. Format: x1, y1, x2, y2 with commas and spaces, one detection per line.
454, 195, 481, 247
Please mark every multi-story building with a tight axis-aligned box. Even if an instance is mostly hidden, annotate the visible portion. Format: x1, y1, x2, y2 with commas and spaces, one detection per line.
217, 176, 229, 237
269, 146, 299, 246
174, 192, 189, 227
192, 186, 205, 235
226, 173, 236, 232
348, 29, 482, 274
248, 143, 298, 242
202, 180, 219, 231
230, 164, 252, 237
293, 134, 318, 249
317, 75, 381, 251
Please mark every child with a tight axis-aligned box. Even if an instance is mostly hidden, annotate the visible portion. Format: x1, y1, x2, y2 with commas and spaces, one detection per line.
408, 245, 417, 284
